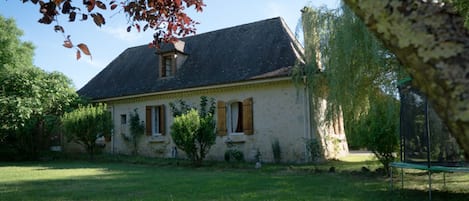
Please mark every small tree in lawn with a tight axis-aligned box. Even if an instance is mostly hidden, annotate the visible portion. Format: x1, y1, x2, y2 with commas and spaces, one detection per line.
170, 96, 216, 166
62, 103, 112, 159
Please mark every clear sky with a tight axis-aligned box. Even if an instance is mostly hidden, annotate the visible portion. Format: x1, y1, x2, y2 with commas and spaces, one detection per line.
0, 0, 339, 89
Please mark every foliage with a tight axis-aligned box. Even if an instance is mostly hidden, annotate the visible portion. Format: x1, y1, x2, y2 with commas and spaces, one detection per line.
170, 96, 216, 166
0, 16, 80, 160
224, 149, 244, 163
357, 93, 399, 175
295, 5, 402, 149
62, 103, 112, 159
19, 0, 205, 59
124, 108, 145, 155
271, 139, 281, 163
305, 138, 322, 162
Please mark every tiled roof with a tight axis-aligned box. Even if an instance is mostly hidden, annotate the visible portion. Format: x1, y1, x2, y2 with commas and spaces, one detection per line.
78, 17, 304, 100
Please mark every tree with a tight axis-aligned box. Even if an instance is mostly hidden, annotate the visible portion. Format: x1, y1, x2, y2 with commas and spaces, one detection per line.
357, 93, 399, 174
169, 96, 216, 166
296, 5, 401, 151
342, 0, 469, 158
1, 15, 80, 160
20, 0, 205, 59
62, 103, 112, 159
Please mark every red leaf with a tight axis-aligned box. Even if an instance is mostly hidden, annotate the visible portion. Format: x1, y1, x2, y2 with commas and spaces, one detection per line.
76, 50, 81, 60
63, 40, 73, 48
110, 4, 117, 10
90, 13, 105, 27
86, 0, 95, 12
77, 43, 91, 56
96, 1, 106, 10
135, 24, 140, 32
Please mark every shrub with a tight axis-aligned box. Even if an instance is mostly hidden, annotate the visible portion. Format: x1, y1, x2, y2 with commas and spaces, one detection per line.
62, 103, 112, 159
224, 149, 244, 162
170, 96, 216, 166
305, 137, 322, 162
357, 95, 399, 175
124, 108, 144, 155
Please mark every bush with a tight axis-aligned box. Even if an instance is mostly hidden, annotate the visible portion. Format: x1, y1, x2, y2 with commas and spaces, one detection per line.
357, 95, 399, 175
170, 97, 216, 166
62, 103, 112, 159
125, 109, 144, 155
305, 138, 322, 162
224, 149, 244, 162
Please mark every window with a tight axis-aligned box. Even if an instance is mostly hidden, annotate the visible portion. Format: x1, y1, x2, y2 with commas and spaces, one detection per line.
216, 98, 253, 136
160, 55, 175, 78
120, 114, 127, 125
146, 105, 166, 136
228, 102, 243, 133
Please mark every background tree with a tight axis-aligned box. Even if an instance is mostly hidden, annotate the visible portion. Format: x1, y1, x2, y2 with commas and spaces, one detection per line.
1, 15, 79, 160
170, 96, 216, 166
296, 5, 401, 151
20, 0, 205, 59
62, 103, 112, 159
342, 0, 469, 158
356, 92, 399, 174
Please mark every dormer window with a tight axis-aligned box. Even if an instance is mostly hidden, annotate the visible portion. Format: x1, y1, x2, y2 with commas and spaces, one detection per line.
161, 54, 175, 77
157, 40, 187, 79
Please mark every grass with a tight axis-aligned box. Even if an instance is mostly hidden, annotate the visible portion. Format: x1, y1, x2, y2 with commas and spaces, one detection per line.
0, 154, 468, 201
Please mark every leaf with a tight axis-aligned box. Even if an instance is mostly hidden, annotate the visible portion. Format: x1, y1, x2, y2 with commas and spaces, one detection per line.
85, 0, 95, 12
110, 4, 117, 10
76, 50, 81, 60
77, 43, 91, 56
90, 13, 105, 27
53, 0, 62, 6
135, 24, 140, 32
81, 14, 88, 21
62, 0, 72, 14
69, 11, 76, 22
31, 0, 38, 4
143, 24, 149, 32
63, 39, 73, 48
96, 1, 106, 10
54, 25, 64, 33
127, 26, 131, 32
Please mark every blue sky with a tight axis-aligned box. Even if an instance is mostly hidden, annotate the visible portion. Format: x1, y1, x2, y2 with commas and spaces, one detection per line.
1, 0, 339, 89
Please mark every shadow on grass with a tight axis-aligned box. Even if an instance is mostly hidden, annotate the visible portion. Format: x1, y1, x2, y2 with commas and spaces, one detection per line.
2, 154, 468, 201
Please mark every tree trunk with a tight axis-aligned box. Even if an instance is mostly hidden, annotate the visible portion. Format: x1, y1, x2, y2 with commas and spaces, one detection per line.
342, 0, 469, 158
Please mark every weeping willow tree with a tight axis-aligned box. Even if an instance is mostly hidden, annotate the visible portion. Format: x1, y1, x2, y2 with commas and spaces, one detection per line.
294, 5, 403, 152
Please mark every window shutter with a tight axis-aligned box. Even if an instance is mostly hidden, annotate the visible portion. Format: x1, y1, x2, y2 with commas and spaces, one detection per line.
145, 106, 152, 136
216, 100, 227, 136
159, 105, 166, 135
243, 97, 253, 135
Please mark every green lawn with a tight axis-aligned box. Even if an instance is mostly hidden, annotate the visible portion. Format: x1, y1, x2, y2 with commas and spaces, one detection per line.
0, 156, 468, 201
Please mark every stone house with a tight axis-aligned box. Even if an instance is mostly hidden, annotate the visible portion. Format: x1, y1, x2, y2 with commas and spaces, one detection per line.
77, 17, 348, 163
